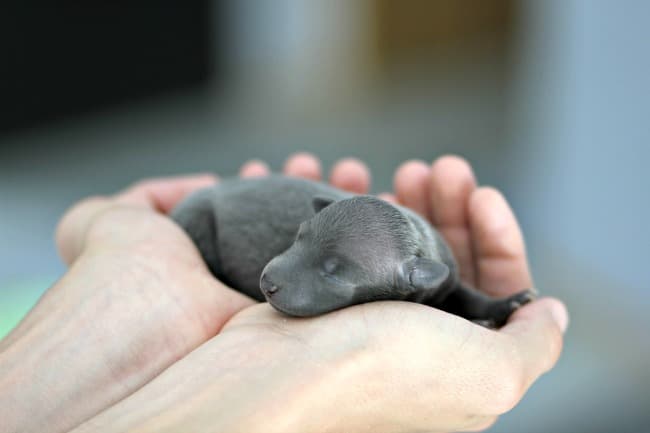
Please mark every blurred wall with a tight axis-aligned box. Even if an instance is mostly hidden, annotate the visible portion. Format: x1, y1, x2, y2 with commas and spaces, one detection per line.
500, 0, 650, 431
0, 3, 216, 134
0, 1, 648, 432
510, 0, 650, 293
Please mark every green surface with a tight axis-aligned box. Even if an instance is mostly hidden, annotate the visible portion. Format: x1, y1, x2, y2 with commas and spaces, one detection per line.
0, 278, 53, 340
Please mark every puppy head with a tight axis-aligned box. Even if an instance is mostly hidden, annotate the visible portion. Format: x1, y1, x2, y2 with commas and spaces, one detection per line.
260, 196, 449, 316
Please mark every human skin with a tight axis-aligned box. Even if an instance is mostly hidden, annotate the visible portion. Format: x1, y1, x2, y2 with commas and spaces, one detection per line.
0, 154, 567, 433
0, 154, 365, 433
72, 155, 566, 433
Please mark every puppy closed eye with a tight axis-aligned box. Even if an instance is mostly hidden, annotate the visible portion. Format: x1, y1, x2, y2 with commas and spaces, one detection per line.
322, 258, 339, 274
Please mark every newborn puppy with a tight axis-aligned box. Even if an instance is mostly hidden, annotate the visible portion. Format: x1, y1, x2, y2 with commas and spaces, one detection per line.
172, 175, 533, 327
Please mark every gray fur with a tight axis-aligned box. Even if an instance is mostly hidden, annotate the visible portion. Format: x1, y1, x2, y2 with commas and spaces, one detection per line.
172, 175, 533, 326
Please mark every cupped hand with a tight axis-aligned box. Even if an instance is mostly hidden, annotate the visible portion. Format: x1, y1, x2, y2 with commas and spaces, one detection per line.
0, 153, 366, 433
71, 156, 567, 433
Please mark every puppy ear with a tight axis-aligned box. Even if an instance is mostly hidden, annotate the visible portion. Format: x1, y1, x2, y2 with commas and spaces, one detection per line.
312, 196, 335, 213
399, 256, 450, 291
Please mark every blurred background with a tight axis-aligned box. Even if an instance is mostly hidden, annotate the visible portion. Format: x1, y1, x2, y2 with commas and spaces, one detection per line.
1, 1, 648, 432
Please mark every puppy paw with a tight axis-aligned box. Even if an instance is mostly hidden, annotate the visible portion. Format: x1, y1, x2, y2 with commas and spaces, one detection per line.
508, 289, 536, 312
489, 289, 537, 328
472, 319, 497, 329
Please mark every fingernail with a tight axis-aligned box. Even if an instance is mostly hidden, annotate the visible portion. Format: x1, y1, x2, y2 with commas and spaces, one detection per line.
549, 302, 569, 334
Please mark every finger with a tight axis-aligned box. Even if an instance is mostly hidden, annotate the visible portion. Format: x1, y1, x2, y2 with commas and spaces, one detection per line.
117, 174, 218, 213
239, 160, 270, 178
378, 192, 398, 204
394, 160, 431, 218
468, 187, 532, 296
499, 298, 567, 402
450, 298, 566, 416
429, 155, 478, 286
329, 158, 371, 194
283, 152, 322, 180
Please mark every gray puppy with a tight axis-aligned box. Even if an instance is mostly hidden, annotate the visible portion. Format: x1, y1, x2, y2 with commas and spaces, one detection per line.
171, 175, 533, 327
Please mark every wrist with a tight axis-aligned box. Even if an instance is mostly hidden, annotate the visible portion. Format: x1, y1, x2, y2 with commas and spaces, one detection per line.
0, 249, 216, 433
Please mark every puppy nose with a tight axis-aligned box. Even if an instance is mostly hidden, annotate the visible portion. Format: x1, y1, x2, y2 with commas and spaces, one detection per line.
260, 273, 280, 296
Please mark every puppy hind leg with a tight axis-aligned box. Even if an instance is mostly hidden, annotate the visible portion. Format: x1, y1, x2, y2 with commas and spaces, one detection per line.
434, 284, 535, 328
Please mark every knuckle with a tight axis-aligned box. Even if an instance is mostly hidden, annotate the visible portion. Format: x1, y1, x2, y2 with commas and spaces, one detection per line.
62, 195, 108, 218
84, 206, 147, 241
55, 195, 111, 262
55, 195, 109, 240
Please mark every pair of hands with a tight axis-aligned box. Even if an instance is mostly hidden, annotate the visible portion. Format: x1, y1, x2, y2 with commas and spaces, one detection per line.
0, 154, 567, 433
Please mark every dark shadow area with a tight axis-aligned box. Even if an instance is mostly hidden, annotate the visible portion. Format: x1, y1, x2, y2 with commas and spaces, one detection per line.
0, 2, 218, 136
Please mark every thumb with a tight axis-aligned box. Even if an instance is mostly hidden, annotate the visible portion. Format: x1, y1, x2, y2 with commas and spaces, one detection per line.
56, 174, 217, 265
500, 297, 568, 391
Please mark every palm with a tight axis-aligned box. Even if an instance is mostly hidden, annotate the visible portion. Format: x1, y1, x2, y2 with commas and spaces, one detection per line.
213, 156, 538, 432
59, 155, 565, 433
89, 206, 254, 334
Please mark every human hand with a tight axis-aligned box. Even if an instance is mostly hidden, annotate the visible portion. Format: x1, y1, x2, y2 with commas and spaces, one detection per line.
70, 156, 567, 433
0, 153, 369, 433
